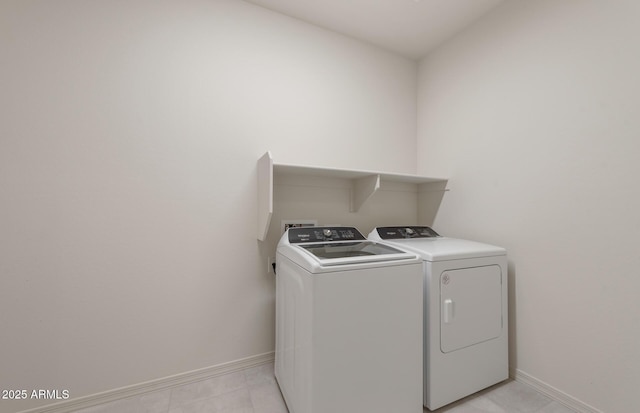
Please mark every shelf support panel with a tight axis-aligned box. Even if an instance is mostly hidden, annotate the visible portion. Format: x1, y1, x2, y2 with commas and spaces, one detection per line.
257, 151, 273, 241
350, 174, 380, 212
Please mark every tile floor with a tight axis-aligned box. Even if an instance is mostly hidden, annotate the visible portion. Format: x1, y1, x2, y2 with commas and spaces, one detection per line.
72, 362, 576, 413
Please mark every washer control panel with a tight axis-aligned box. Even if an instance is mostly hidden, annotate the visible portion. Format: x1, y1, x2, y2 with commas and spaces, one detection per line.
288, 226, 365, 244
375, 226, 440, 239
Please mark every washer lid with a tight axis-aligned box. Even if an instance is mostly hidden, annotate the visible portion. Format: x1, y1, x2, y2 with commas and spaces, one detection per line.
297, 240, 414, 266
279, 226, 420, 270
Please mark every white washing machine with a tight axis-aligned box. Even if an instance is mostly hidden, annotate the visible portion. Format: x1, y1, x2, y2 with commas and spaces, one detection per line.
368, 226, 509, 411
275, 226, 423, 413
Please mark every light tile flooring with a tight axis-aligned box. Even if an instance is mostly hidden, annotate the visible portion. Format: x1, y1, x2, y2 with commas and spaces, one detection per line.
72, 362, 576, 413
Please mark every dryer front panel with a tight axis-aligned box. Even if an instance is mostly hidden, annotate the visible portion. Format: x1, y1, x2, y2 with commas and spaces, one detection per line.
440, 265, 502, 353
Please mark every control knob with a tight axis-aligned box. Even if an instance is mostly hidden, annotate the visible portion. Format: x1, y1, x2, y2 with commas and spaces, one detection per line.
323, 229, 333, 237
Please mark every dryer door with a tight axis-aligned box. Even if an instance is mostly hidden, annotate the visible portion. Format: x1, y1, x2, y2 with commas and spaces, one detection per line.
440, 265, 503, 353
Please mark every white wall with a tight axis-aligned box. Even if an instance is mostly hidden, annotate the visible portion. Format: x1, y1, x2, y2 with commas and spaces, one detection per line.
418, 1, 640, 411
0, 1, 417, 411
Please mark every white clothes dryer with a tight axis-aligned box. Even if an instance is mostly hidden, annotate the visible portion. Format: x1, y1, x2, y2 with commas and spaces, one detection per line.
368, 226, 509, 411
275, 226, 423, 413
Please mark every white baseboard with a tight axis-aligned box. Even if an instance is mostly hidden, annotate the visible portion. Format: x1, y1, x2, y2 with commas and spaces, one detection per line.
19, 352, 275, 413
510, 368, 602, 413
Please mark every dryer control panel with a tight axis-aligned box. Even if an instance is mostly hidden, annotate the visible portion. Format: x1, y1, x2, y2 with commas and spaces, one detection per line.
288, 226, 365, 244
375, 226, 440, 239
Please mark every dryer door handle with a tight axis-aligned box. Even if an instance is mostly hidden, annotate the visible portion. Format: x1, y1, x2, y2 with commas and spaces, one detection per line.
443, 299, 454, 323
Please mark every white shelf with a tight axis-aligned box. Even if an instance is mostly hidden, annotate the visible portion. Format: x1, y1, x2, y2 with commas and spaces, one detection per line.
272, 162, 446, 184
257, 151, 448, 241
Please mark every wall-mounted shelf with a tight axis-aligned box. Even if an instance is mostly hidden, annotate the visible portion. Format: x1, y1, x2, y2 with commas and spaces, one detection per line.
257, 151, 448, 241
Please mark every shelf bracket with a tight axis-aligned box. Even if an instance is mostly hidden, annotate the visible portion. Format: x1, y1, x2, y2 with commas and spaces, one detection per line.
350, 174, 380, 212
257, 151, 273, 241
417, 181, 448, 226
